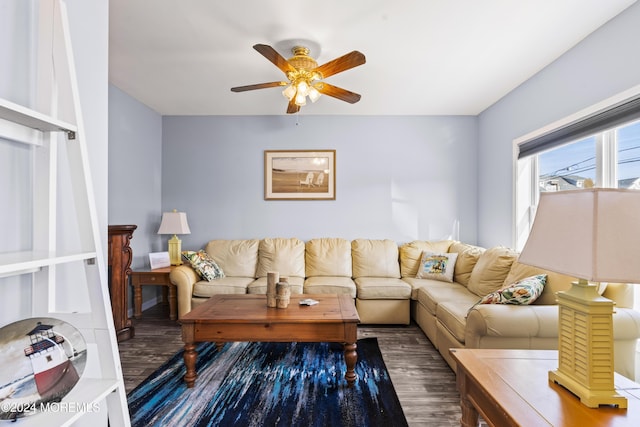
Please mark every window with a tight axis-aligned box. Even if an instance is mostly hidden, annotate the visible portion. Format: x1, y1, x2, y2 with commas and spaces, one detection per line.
514, 90, 640, 251
538, 136, 596, 193
617, 121, 640, 188
516, 120, 640, 250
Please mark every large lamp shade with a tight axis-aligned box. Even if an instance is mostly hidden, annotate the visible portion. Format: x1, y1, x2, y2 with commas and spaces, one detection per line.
519, 188, 640, 283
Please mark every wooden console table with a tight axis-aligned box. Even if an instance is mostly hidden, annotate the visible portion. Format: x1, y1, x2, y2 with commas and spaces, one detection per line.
108, 224, 137, 341
450, 348, 640, 427
130, 267, 177, 320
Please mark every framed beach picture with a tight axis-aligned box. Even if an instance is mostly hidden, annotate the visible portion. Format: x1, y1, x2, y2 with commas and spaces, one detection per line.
264, 150, 336, 200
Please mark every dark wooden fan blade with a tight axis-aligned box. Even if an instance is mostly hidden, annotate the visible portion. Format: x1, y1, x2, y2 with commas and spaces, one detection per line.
253, 44, 296, 74
313, 51, 365, 79
286, 99, 300, 114
315, 82, 361, 104
231, 81, 287, 92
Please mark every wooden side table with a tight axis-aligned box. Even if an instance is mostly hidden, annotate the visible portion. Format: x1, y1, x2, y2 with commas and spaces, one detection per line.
130, 267, 177, 320
450, 348, 640, 427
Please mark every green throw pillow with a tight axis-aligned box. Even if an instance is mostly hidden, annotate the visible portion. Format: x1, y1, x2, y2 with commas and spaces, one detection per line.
478, 274, 547, 305
182, 250, 225, 281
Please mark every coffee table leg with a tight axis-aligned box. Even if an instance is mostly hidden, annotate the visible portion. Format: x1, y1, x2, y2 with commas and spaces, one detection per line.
344, 341, 357, 386
183, 342, 198, 388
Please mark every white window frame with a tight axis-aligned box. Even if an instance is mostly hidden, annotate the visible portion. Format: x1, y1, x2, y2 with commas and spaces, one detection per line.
513, 84, 640, 251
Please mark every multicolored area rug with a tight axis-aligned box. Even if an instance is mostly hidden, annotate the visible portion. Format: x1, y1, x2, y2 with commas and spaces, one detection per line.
127, 338, 408, 427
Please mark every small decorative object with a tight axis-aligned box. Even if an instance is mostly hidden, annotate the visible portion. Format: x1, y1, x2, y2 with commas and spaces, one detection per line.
157, 209, 191, 265
0, 317, 87, 420
149, 251, 171, 269
276, 277, 291, 309
264, 150, 336, 200
266, 271, 279, 308
299, 298, 319, 306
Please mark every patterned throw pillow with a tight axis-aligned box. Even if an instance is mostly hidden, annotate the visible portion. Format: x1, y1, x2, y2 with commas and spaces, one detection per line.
478, 274, 547, 305
416, 252, 458, 282
182, 250, 225, 281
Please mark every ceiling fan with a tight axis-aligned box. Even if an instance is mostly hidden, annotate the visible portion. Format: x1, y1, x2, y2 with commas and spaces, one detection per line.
231, 44, 366, 114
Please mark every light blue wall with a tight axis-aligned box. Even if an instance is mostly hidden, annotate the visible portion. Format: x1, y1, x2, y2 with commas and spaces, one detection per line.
108, 85, 163, 270
477, 2, 640, 247
0, 1, 32, 254
0, 0, 32, 105
161, 115, 478, 250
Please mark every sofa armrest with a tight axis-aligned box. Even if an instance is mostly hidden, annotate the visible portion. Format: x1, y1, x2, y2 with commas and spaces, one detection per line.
465, 303, 640, 379
170, 265, 199, 319
602, 282, 635, 309
465, 305, 559, 348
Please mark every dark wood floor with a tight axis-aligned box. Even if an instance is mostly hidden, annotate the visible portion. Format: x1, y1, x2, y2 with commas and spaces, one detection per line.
117, 303, 464, 426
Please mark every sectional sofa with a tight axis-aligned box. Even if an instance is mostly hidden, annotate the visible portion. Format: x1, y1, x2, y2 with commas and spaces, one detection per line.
169, 237, 640, 378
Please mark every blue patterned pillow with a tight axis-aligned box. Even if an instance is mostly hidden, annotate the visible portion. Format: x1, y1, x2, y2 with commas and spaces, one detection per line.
182, 250, 225, 281
478, 274, 547, 305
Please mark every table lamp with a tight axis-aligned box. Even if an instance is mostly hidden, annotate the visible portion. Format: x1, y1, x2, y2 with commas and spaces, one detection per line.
519, 188, 640, 408
157, 210, 191, 265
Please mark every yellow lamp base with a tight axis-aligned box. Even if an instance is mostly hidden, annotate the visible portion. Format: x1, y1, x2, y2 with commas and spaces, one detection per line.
167, 235, 183, 265
549, 369, 627, 408
551, 279, 627, 409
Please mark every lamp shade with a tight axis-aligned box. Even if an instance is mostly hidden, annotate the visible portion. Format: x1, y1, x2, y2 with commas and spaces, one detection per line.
519, 188, 640, 283
157, 211, 191, 235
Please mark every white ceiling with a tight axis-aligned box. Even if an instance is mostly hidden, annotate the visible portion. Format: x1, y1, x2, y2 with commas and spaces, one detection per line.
108, 0, 637, 116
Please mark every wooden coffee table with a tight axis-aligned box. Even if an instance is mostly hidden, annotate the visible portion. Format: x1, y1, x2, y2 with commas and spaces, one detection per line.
180, 294, 360, 388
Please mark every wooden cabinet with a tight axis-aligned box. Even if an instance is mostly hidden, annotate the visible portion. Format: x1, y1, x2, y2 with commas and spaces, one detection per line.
108, 225, 137, 341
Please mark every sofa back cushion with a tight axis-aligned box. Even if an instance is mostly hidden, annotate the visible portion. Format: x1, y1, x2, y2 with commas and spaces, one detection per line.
467, 246, 518, 297
399, 240, 454, 278
448, 242, 485, 287
205, 239, 259, 278
305, 238, 352, 277
352, 239, 401, 278
256, 237, 306, 278
504, 260, 576, 305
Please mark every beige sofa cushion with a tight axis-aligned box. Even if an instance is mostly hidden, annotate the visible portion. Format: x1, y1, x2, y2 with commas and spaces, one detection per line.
415, 282, 478, 316
504, 260, 575, 305
192, 277, 256, 298
352, 239, 401, 278
205, 239, 259, 277
354, 277, 411, 299
305, 238, 352, 277
448, 242, 485, 287
304, 276, 357, 297
255, 237, 305, 278
467, 246, 518, 297
399, 240, 454, 278
437, 301, 474, 343
248, 276, 304, 294
403, 277, 452, 299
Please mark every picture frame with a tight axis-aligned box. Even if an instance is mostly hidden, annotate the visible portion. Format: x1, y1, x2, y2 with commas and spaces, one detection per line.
264, 150, 336, 200
149, 252, 171, 269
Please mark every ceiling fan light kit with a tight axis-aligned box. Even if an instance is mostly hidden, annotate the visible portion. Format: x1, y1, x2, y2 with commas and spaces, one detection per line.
231, 43, 366, 114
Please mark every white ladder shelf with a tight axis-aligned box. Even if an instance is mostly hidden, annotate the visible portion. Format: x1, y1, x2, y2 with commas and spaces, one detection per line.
0, 1, 129, 426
